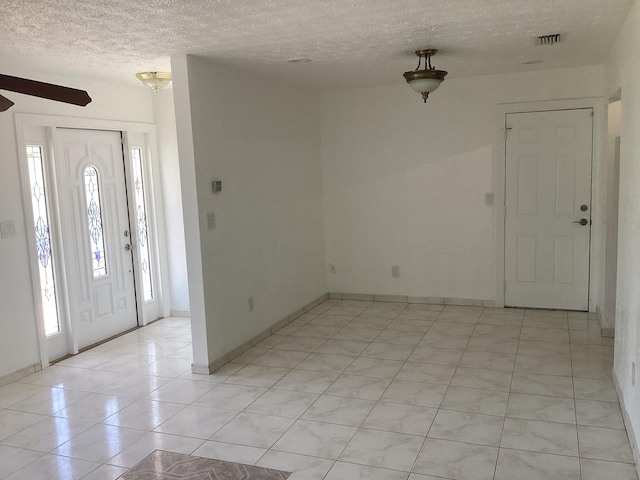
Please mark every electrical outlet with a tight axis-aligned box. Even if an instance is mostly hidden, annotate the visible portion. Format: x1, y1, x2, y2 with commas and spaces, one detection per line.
484, 193, 494, 205
392, 265, 400, 278
0, 221, 16, 238
207, 212, 215, 230
329, 263, 337, 274
248, 297, 254, 312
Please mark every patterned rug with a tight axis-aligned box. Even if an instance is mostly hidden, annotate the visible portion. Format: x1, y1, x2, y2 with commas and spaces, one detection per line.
119, 450, 291, 480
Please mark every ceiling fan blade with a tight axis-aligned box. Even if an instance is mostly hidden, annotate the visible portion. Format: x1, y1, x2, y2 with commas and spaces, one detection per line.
0, 94, 14, 111
0, 74, 92, 107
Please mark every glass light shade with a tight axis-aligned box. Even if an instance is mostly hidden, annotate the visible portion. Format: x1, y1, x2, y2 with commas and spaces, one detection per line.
407, 77, 444, 94
136, 72, 172, 93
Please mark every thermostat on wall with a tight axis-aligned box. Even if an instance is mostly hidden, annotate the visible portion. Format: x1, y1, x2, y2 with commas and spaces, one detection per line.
212, 179, 222, 193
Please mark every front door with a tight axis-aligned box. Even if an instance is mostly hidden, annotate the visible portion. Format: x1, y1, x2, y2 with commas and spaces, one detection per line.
55, 128, 138, 348
504, 109, 593, 310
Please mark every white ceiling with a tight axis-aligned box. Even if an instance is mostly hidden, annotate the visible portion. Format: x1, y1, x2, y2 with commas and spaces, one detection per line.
0, 0, 634, 90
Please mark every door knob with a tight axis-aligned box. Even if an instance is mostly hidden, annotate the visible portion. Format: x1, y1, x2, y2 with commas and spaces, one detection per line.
573, 218, 588, 226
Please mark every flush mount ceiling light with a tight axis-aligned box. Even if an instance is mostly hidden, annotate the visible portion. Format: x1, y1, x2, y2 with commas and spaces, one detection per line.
135, 72, 172, 92
403, 49, 448, 103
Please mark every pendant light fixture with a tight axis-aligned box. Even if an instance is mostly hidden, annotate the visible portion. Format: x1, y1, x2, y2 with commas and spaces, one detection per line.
403, 49, 447, 103
135, 72, 172, 93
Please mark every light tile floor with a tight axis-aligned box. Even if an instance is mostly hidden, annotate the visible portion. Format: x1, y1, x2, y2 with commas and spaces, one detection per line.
0, 300, 638, 480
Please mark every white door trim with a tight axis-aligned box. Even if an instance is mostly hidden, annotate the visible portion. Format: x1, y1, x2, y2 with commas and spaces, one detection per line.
14, 113, 170, 367
493, 97, 607, 310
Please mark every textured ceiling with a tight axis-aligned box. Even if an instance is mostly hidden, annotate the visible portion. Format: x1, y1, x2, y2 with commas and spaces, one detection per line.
0, 0, 634, 90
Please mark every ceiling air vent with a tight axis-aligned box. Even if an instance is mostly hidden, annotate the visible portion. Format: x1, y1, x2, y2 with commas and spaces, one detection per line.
537, 34, 561, 45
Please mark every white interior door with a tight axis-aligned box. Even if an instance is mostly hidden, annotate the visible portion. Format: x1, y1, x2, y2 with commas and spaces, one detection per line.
504, 109, 593, 310
55, 128, 138, 348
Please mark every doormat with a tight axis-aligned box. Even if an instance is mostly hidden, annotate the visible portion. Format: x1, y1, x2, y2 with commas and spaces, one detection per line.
119, 450, 291, 480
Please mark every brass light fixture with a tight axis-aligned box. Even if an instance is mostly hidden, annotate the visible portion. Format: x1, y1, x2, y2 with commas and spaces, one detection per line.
135, 72, 172, 92
403, 49, 447, 103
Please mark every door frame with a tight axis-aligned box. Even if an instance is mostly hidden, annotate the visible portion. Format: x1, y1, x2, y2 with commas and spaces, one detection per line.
493, 98, 607, 310
14, 113, 170, 369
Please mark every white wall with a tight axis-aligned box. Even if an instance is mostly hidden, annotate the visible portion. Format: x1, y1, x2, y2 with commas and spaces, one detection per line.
0, 65, 154, 378
152, 89, 190, 313
320, 66, 604, 301
172, 55, 327, 370
607, 0, 640, 468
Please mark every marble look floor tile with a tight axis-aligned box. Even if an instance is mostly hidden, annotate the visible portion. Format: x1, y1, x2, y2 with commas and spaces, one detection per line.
0, 445, 44, 478
408, 346, 464, 366
333, 327, 382, 342
362, 401, 437, 435
272, 336, 326, 352
472, 324, 521, 341
292, 324, 342, 339
224, 365, 290, 388
343, 357, 403, 379
477, 314, 523, 327
5, 387, 84, 416
396, 309, 440, 321
578, 425, 633, 463
147, 378, 214, 404
571, 353, 614, 379
428, 323, 475, 336
465, 336, 519, 355
18, 365, 88, 387
576, 399, 625, 429
324, 461, 410, 480
193, 384, 267, 410
510, 372, 574, 398
315, 339, 369, 356
251, 350, 310, 369
53, 424, 145, 463
310, 314, 354, 328
256, 451, 334, 480
295, 353, 355, 374
339, 428, 423, 471
348, 317, 393, 330
0, 383, 49, 409
413, 438, 498, 480
245, 389, 318, 418
104, 399, 184, 430
377, 330, 425, 346
273, 370, 339, 394
4, 453, 99, 480
440, 386, 508, 416
387, 318, 433, 333
106, 431, 204, 468
55, 393, 135, 423
522, 317, 569, 329
506, 393, 576, 423
1, 415, 93, 452
420, 332, 469, 350
211, 413, 295, 448
192, 440, 266, 464
154, 405, 237, 439
380, 380, 447, 407
56, 370, 129, 393
103, 374, 170, 398
515, 354, 573, 376
0, 409, 47, 441
80, 464, 128, 480
395, 362, 456, 385
428, 409, 504, 446
580, 458, 640, 480
302, 395, 374, 426
525, 309, 567, 318
482, 307, 524, 316
450, 367, 512, 391
494, 448, 580, 480
517, 340, 571, 358
360, 343, 415, 361
501, 418, 579, 456
459, 350, 515, 372
324, 374, 391, 401
573, 377, 618, 402
272, 420, 357, 459
520, 327, 569, 344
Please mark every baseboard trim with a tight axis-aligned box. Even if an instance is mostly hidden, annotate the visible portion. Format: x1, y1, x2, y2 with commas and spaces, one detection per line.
330, 292, 489, 307
199, 293, 329, 375
613, 368, 640, 477
0, 363, 42, 387
170, 310, 191, 317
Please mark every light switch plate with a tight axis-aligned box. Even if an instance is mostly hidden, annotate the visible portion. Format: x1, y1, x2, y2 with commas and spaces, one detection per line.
0, 221, 16, 238
484, 193, 494, 205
